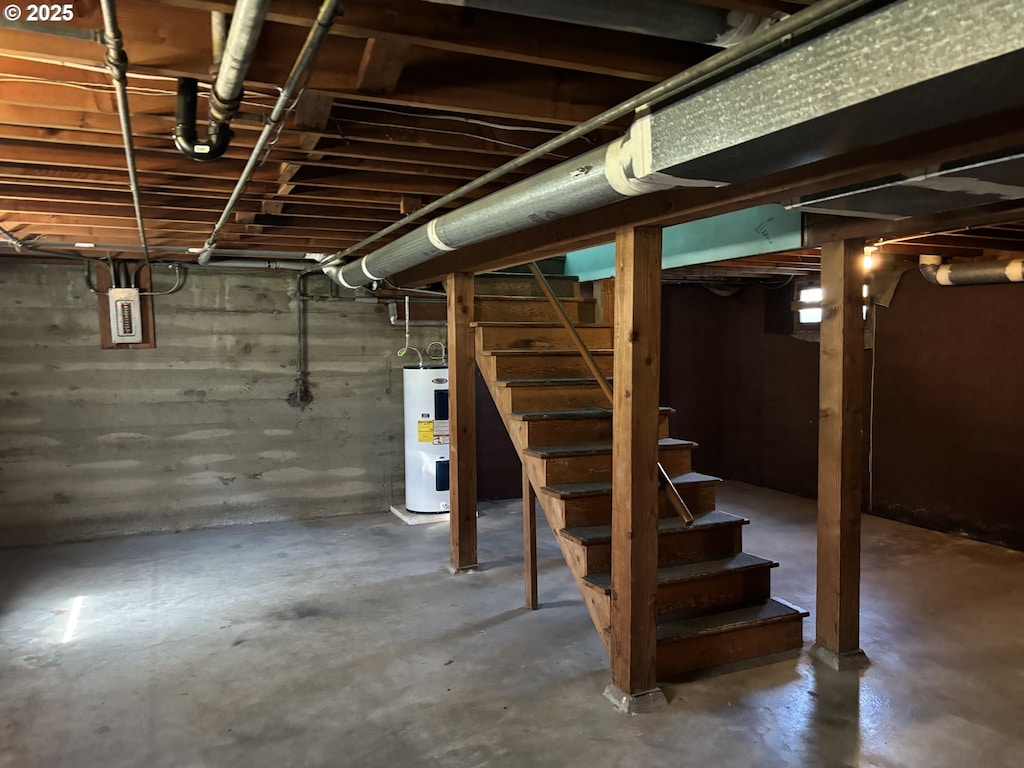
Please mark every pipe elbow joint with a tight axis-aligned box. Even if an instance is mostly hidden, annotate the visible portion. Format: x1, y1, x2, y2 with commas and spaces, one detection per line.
918, 254, 944, 285
173, 77, 233, 162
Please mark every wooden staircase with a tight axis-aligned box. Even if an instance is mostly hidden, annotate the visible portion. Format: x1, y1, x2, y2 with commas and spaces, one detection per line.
473, 272, 807, 680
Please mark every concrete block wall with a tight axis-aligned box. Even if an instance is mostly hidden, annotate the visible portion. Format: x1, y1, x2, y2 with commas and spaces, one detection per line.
0, 264, 444, 545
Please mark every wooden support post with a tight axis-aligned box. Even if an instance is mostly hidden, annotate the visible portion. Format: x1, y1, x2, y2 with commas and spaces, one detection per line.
812, 239, 870, 671
446, 272, 478, 573
523, 464, 538, 610
605, 226, 667, 714
595, 278, 615, 325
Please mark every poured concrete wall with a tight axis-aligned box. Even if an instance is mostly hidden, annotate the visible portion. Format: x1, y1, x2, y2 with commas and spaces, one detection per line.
0, 264, 444, 545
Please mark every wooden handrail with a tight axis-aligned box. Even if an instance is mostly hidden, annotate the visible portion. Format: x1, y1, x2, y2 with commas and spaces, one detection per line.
528, 263, 694, 525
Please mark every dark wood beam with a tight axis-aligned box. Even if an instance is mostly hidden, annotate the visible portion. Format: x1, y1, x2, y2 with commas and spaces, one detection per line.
811, 238, 870, 672
356, 37, 412, 93
392, 111, 1024, 286
446, 271, 478, 573
804, 199, 1024, 248
522, 465, 538, 610
154, 0, 712, 82
692, 0, 809, 16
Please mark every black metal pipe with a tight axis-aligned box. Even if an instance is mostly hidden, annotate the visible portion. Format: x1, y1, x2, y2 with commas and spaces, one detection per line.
172, 78, 233, 162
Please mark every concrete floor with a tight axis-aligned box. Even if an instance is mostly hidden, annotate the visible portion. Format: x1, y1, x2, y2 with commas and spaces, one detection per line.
1, 482, 1022, 768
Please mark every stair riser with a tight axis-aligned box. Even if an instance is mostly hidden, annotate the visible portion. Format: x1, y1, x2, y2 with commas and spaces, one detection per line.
656, 567, 772, 617
537, 446, 692, 486
579, 525, 744, 574
656, 618, 805, 680
486, 354, 614, 380
474, 298, 593, 324
475, 275, 579, 299
515, 414, 670, 447
559, 483, 719, 528
499, 385, 610, 413
476, 325, 614, 351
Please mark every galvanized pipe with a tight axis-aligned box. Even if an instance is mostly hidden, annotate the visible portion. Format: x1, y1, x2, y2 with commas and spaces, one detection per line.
98, 0, 151, 266
196, 0, 342, 265
210, 0, 272, 124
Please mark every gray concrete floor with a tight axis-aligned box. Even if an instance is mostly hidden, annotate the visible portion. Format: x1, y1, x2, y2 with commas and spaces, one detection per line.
1, 482, 1022, 768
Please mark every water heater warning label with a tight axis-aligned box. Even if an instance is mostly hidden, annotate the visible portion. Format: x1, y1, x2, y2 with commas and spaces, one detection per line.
417, 420, 434, 442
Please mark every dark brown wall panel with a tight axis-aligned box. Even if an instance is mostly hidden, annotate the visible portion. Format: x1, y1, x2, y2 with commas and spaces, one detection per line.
871, 270, 1024, 550
660, 284, 820, 498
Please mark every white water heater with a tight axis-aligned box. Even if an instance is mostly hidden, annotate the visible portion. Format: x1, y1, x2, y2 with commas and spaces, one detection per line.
403, 366, 450, 513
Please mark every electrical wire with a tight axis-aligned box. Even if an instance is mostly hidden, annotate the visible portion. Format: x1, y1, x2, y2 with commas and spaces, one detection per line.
329, 117, 568, 159
339, 103, 572, 135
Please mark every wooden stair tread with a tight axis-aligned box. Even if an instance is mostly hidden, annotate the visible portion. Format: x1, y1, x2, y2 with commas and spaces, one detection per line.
523, 437, 693, 459
561, 509, 748, 544
509, 406, 673, 421
542, 471, 722, 499
584, 552, 775, 593
494, 376, 612, 388
471, 321, 611, 328
657, 598, 809, 643
478, 349, 614, 357
475, 296, 592, 303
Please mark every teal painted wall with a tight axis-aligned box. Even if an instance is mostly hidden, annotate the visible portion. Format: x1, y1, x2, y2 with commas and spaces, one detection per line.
562, 204, 801, 281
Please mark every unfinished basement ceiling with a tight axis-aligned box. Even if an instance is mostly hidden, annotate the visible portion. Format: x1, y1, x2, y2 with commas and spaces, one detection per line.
0, 0, 1023, 281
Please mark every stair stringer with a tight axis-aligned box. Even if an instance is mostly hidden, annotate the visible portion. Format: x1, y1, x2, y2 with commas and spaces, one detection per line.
475, 339, 613, 647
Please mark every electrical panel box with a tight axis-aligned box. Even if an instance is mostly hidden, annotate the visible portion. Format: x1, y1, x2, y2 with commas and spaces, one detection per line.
107, 288, 143, 344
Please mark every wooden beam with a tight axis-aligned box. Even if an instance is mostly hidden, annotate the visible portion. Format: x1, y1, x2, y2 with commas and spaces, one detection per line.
607, 226, 666, 711
390, 107, 1024, 285
691, 0, 809, 16
446, 271, 477, 573
153, 0, 711, 82
595, 278, 615, 325
523, 464, 538, 610
812, 238, 870, 671
356, 38, 412, 93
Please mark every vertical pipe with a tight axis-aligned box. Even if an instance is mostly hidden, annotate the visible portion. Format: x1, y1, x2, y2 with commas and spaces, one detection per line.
197, 0, 342, 264
98, 0, 150, 266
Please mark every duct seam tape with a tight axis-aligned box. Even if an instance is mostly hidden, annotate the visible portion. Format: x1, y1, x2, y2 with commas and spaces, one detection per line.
336, 269, 359, 290
604, 139, 658, 197
936, 265, 954, 286
361, 259, 385, 281
1007, 259, 1024, 282
427, 219, 457, 252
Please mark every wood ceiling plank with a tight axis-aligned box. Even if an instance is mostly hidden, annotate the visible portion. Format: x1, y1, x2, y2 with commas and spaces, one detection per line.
152, 0, 712, 82
356, 38, 412, 94
690, 0, 810, 16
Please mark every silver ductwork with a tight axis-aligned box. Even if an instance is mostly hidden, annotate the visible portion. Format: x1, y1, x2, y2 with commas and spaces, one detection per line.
919, 254, 1024, 286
